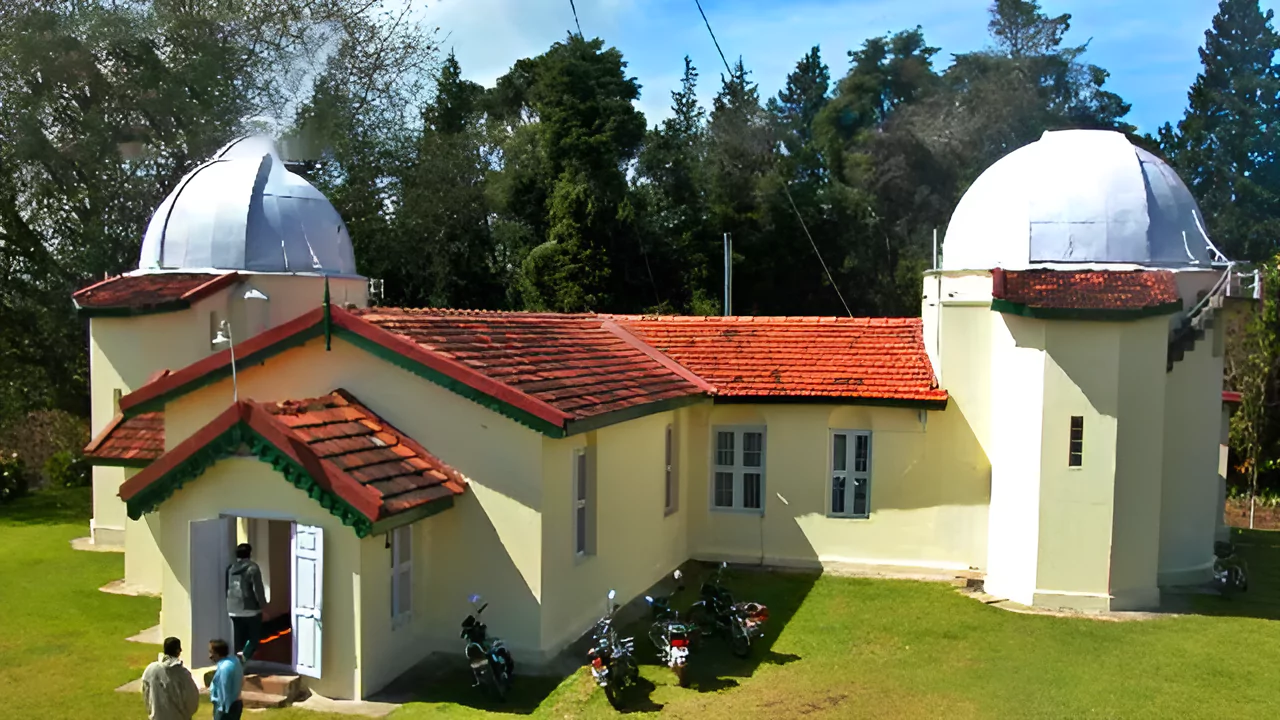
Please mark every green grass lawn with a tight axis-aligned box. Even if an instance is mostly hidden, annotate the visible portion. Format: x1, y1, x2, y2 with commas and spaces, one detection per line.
5, 488, 1280, 719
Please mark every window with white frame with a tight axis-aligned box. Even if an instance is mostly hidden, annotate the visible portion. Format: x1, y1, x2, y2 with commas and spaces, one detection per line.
712, 426, 766, 512
830, 430, 872, 518
664, 424, 678, 515
574, 448, 596, 557
390, 525, 412, 626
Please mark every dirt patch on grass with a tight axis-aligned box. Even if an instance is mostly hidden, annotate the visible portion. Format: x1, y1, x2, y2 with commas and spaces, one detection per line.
1225, 499, 1280, 530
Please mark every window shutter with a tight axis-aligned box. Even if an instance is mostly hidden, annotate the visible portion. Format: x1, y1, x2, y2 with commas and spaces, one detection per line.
586, 444, 598, 555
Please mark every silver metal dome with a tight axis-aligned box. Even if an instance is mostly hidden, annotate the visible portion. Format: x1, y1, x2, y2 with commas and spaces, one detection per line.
138, 136, 358, 275
942, 129, 1225, 271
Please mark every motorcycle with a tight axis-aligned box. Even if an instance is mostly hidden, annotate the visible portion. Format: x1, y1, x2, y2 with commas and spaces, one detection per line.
689, 562, 769, 658
645, 570, 695, 686
586, 589, 638, 707
460, 594, 514, 700
1212, 541, 1248, 596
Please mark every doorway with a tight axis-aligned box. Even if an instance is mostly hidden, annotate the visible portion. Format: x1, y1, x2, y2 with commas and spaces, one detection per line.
189, 515, 324, 678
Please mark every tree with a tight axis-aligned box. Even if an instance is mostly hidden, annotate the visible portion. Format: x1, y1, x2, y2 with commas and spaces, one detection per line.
1228, 259, 1280, 527
636, 57, 715, 313
0, 1, 354, 429
1158, 0, 1280, 262
704, 60, 776, 315
489, 34, 648, 312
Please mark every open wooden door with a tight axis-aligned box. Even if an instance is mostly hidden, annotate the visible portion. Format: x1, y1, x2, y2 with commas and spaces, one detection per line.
190, 517, 233, 660
291, 523, 323, 678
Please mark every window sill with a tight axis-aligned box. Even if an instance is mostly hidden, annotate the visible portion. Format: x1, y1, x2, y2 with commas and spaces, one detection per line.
664, 507, 678, 518
827, 514, 871, 520
574, 551, 595, 566
391, 614, 412, 631
710, 507, 765, 516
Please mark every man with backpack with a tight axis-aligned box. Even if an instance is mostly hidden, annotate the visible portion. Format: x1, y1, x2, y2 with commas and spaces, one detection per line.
226, 542, 267, 661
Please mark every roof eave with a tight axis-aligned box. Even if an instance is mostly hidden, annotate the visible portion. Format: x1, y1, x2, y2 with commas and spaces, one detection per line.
990, 298, 1184, 321
712, 394, 949, 410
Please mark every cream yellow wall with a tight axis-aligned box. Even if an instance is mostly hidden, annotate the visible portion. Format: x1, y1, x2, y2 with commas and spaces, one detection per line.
154, 458, 363, 700
163, 334, 546, 657
685, 402, 988, 573
89, 273, 366, 546
1159, 323, 1222, 585
1035, 321, 1121, 607
355, 511, 457, 699
538, 410, 690, 657
984, 314, 1046, 606
91, 304, 225, 545
1106, 317, 1170, 608
124, 493, 165, 593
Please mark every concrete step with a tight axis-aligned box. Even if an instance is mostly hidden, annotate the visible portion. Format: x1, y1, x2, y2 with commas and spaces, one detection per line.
245, 674, 303, 699
242, 689, 290, 709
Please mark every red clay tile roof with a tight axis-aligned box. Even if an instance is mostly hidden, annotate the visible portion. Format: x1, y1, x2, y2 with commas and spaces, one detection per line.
608, 315, 947, 403
73, 272, 237, 313
991, 268, 1182, 312
84, 412, 165, 465
265, 390, 466, 517
353, 308, 710, 420
119, 391, 465, 527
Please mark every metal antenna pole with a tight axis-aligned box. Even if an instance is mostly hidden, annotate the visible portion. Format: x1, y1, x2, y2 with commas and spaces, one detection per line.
724, 232, 732, 316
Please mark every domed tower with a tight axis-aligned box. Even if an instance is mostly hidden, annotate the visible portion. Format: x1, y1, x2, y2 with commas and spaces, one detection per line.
76, 137, 368, 590
922, 130, 1226, 611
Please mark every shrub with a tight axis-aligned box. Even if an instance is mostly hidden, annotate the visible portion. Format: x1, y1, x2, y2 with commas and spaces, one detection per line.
0, 453, 32, 504
44, 450, 91, 489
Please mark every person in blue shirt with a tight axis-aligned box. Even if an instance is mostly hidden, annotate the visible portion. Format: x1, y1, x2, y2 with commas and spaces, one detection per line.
207, 639, 244, 720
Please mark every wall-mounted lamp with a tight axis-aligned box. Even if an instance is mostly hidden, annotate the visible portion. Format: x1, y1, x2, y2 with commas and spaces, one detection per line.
211, 289, 269, 403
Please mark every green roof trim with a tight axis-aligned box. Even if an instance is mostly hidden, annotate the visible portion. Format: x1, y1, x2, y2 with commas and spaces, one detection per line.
564, 393, 709, 436
76, 300, 191, 318
126, 323, 326, 416
125, 422, 375, 538
368, 495, 455, 535
334, 327, 568, 438
990, 297, 1184, 321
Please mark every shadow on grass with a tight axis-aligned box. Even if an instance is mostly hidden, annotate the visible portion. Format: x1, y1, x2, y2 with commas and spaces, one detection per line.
1165, 528, 1280, 621
0, 486, 91, 526
613, 561, 816, 705
374, 663, 566, 716
372, 562, 817, 714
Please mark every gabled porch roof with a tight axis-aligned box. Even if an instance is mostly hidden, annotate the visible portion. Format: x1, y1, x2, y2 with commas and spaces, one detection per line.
118, 390, 465, 537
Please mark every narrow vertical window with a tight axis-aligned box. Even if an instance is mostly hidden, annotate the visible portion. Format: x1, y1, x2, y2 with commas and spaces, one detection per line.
1069, 416, 1084, 467
664, 424, 678, 515
831, 430, 872, 518
112, 388, 123, 414
575, 449, 589, 556
390, 525, 412, 626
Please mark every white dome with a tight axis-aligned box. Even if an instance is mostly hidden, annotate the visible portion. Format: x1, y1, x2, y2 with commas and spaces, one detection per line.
942, 130, 1224, 271
139, 136, 358, 275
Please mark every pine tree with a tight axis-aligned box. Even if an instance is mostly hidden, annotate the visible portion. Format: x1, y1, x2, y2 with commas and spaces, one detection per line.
1159, 0, 1280, 261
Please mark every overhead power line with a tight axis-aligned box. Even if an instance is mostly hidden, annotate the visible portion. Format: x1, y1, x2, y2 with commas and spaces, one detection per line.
569, 0, 584, 38
693, 0, 733, 78
691, 0, 851, 318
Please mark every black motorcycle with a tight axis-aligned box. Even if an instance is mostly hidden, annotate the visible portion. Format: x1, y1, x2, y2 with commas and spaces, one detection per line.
461, 594, 514, 700
1212, 541, 1249, 596
688, 562, 769, 658
587, 589, 638, 707
645, 570, 695, 686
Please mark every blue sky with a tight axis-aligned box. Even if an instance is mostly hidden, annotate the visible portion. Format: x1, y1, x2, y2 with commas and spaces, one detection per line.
422, 0, 1279, 134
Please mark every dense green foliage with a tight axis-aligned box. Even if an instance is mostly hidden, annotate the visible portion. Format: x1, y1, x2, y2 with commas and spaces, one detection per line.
0, 0, 1275, 440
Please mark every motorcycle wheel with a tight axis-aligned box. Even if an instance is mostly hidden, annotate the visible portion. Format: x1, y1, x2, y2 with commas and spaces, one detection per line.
729, 621, 751, 658
492, 668, 510, 702
604, 680, 624, 709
